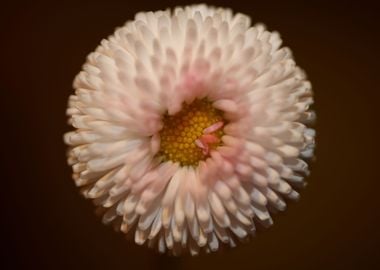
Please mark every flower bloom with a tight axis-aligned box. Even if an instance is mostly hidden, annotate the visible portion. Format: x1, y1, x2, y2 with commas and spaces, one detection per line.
64, 4, 315, 255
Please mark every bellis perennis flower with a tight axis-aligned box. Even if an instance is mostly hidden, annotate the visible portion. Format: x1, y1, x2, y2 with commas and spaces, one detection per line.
64, 4, 315, 255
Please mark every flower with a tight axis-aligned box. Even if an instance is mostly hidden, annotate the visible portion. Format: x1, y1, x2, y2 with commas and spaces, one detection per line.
64, 4, 315, 255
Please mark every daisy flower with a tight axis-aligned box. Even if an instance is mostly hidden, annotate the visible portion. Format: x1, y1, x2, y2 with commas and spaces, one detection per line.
64, 4, 315, 255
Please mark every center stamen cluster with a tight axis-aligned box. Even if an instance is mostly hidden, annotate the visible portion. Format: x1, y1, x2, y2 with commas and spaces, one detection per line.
159, 99, 224, 166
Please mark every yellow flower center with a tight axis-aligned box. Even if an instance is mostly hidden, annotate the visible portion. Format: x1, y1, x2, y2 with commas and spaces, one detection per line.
158, 99, 225, 166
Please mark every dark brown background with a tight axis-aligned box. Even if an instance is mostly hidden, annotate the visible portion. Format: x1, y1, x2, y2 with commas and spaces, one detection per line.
1, 0, 379, 269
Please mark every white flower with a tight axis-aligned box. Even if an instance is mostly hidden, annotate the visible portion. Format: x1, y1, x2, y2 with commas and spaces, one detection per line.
64, 4, 315, 255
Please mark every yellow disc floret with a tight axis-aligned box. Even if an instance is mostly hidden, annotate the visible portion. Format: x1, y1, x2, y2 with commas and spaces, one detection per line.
158, 99, 225, 166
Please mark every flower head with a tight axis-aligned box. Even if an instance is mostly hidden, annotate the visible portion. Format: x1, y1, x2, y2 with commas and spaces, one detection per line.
64, 4, 315, 255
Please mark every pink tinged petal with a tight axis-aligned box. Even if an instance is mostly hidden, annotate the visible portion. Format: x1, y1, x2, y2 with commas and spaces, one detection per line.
134, 191, 155, 215
162, 167, 186, 207
253, 126, 275, 139
174, 171, 191, 228
71, 145, 92, 162
159, 74, 172, 109
262, 187, 287, 211
210, 150, 233, 176
265, 152, 283, 166
188, 238, 199, 256
224, 175, 240, 190
161, 206, 173, 229
165, 227, 174, 249
196, 200, 212, 234
266, 167, 281, 186
224, 198, 238, 215
222, 122, 243, 137
123, 194, 139, 215
184, 192, 195, 226
150, 133, 161, 155
214, 223, 230, 243
252, 172, 268, 188
250, 156, 267, 169
210, 77, 238, 101
172, 216, 183, 242
79, 169, 105, 183
73, 173, 94, 187
221, 135, 242, 149
208, 46, 222, 66
161, 167, 186, 228
208, 233, 219, 252
219, 157, 235, 176
185, 19, 198, 44
184, 170, 205, 242
218, 146, 240, 159
197, 227, 208, 247
235, 162, 253, 177
64, 131, 101, 146
286, 158, 309, 173
92, 194, 109, 207
148, 208, 163, 240
87, 172, 116, 199
251, 188, 268, 206
196, 40, 205, 59
300, 111, 316, 124
158, 235, 166, 254
135, 228, 148, 245
174, 187, 186, 229
104, 184, 130, 207
124, 145, 150, 167
283, 173, 305, 186
128, 155, 154, 182
252, 204, 273, 227
212, 99, 238, 113
246, 141, 266, 158
209, 150, 223, 166
138, 115, 163, 136
134, 76, 157, 98
277, 144, 300, 157
229, 217, 248, 239
233, 186, 251, 206
90, 175, 116, 200
120, 213, 138, 233
136, 162, 179, 215
85, 139, 138, 160
203, 158, 219, 184
190, 167, 212, 233
213, 180, 232, 201
270, 179, 292, 195
276, 164, 294, 178
208, 192, 230, 228
131, 169, 157, 195
102, 205, 118, 224
194, 161, 208, 187
234, 211, 253, 226
188, 211, 200, 242
181, 228, 188, 248
285, 190, 300, 201
192, 58, 211, 81
113, 166, 132, 184
167, 94, 184, 116
235, 200, 254, 219
181, 72, 200, 95
116, 198, 127, 215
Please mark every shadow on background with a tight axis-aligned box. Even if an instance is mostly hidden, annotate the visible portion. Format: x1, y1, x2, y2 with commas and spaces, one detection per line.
1, 0, 379, 269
